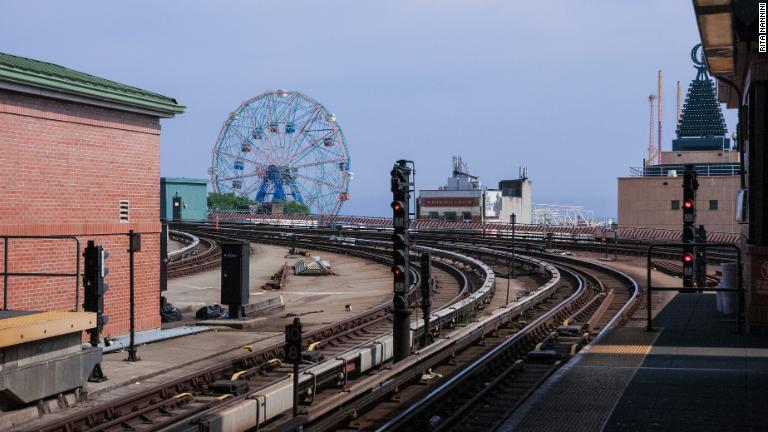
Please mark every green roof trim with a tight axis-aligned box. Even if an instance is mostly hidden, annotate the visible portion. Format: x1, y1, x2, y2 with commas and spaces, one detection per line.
161, 177, 209, 185
0, 51, 185, 116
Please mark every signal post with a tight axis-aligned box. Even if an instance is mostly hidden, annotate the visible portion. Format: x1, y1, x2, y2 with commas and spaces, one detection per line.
83, 240, 109, 382
682, 165, 699, 291
391, 160, 412, 363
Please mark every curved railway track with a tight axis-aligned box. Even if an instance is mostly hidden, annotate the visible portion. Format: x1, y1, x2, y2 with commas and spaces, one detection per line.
37, 232, 475, 432
167, 232, 221, 278
36, 222, 643, 432
169, 224, 638, 432
363, 249, 638, 432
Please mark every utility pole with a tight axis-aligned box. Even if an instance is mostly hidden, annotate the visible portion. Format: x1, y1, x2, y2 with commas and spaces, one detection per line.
391, 160, 412, 362
505, 259, 511, 306
420, 253, 432, 347
510, 213, 517, 279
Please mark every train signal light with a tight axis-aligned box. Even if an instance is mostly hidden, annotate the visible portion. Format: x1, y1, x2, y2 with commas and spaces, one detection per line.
99, 249, 109, 290
681, 165, 698, 290
284, 318, 302, 363
391, 159, 412, 363
683, 253, 694, 279
284, 317, 302, 418
83, 240, 110, 355
392, 265, 405, 278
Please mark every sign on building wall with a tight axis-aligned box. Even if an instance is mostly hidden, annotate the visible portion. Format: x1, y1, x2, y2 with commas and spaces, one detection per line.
421, 197, 479, 207
484, 191, 502, 219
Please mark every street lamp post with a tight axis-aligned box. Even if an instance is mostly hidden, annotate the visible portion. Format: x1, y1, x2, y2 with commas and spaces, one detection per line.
511, 213, 517, 279
506, 213, 516, 306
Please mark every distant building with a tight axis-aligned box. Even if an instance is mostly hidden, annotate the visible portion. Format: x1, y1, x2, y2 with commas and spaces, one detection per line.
417, 157, 532, 224
161, 178, 208, 221
618, 46, 739, 234
498, 178, 532, 224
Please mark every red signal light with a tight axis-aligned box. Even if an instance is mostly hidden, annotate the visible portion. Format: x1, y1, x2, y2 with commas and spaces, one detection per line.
683, 200, 694, 209
683, 254, 693, 263
392, 266, 403, 277
391, 201, 403, 212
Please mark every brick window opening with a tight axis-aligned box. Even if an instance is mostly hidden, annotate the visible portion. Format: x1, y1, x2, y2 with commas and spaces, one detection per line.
119, 200, 130, 222
671, 200, 680, 210
709, 200, 718, 210
462, 212, 472, 222
428, 211, 439, 220
444, 212, 457, 222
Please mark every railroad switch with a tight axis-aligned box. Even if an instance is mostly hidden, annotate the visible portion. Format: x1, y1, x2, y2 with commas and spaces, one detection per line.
526, 350, 560, 364
557, 324, 584, 337
302, 350, 322, 363
211, 379, 249, 396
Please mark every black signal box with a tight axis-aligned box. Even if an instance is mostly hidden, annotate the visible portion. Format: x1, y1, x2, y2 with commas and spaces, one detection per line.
221, 241, 250, 318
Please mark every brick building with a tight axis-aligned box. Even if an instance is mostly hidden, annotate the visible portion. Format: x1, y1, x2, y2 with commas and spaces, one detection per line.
0, 52, 184, 336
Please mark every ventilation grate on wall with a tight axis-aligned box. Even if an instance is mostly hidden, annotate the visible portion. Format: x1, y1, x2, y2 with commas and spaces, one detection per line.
119, 200, 130, 222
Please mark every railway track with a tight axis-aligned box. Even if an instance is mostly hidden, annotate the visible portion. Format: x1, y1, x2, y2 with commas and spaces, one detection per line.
177, 221, 737, 262
36, 223, 642, 432
366, 251, 638, 432
167, 232, 221, 278
36, 232, 475, 432
293, 241, 638, 432
166, 223, 639, 432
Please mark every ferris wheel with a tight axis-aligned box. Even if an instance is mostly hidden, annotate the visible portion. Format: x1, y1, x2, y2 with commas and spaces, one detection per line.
210, 90, 352, 215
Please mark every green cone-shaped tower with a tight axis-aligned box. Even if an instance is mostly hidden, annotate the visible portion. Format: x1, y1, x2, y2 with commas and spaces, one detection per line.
672, 44, 730, 151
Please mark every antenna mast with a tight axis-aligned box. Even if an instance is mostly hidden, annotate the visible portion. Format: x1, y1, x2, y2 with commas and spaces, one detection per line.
648, 94, 657, 166
676, 80, 682, 126
657, 70, 663, 164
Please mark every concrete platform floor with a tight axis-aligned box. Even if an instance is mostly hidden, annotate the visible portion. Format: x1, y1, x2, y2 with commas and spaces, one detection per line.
166, 243, 393, 331
502, 253, 768, 432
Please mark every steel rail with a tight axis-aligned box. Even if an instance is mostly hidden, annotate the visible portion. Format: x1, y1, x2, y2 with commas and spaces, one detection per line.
371, 263, 585, 431
37, 231, 474, 432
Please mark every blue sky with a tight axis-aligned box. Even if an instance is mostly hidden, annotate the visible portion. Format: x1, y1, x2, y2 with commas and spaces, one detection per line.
1, 1, 736, 219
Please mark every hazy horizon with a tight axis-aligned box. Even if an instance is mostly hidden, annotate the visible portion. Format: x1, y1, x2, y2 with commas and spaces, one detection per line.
0, 1, 737, 220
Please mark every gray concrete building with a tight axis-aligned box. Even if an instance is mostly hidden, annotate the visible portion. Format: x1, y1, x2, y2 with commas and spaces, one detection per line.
417, 157, 532, 224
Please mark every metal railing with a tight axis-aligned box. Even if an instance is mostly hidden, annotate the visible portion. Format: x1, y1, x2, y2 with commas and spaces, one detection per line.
630, 163, 740, 177
1, 235, 81, 311
646, 242, 743, 333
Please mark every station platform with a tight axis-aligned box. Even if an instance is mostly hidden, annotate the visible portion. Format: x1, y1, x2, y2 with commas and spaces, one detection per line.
502, 292, 768, 432
0, 310, 100, 410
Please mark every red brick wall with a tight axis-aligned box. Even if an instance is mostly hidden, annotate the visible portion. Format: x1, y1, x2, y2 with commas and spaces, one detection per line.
0, 89, 163, 335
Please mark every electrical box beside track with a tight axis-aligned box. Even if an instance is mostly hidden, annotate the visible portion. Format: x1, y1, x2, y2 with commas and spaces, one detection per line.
221, 241, 250, 318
